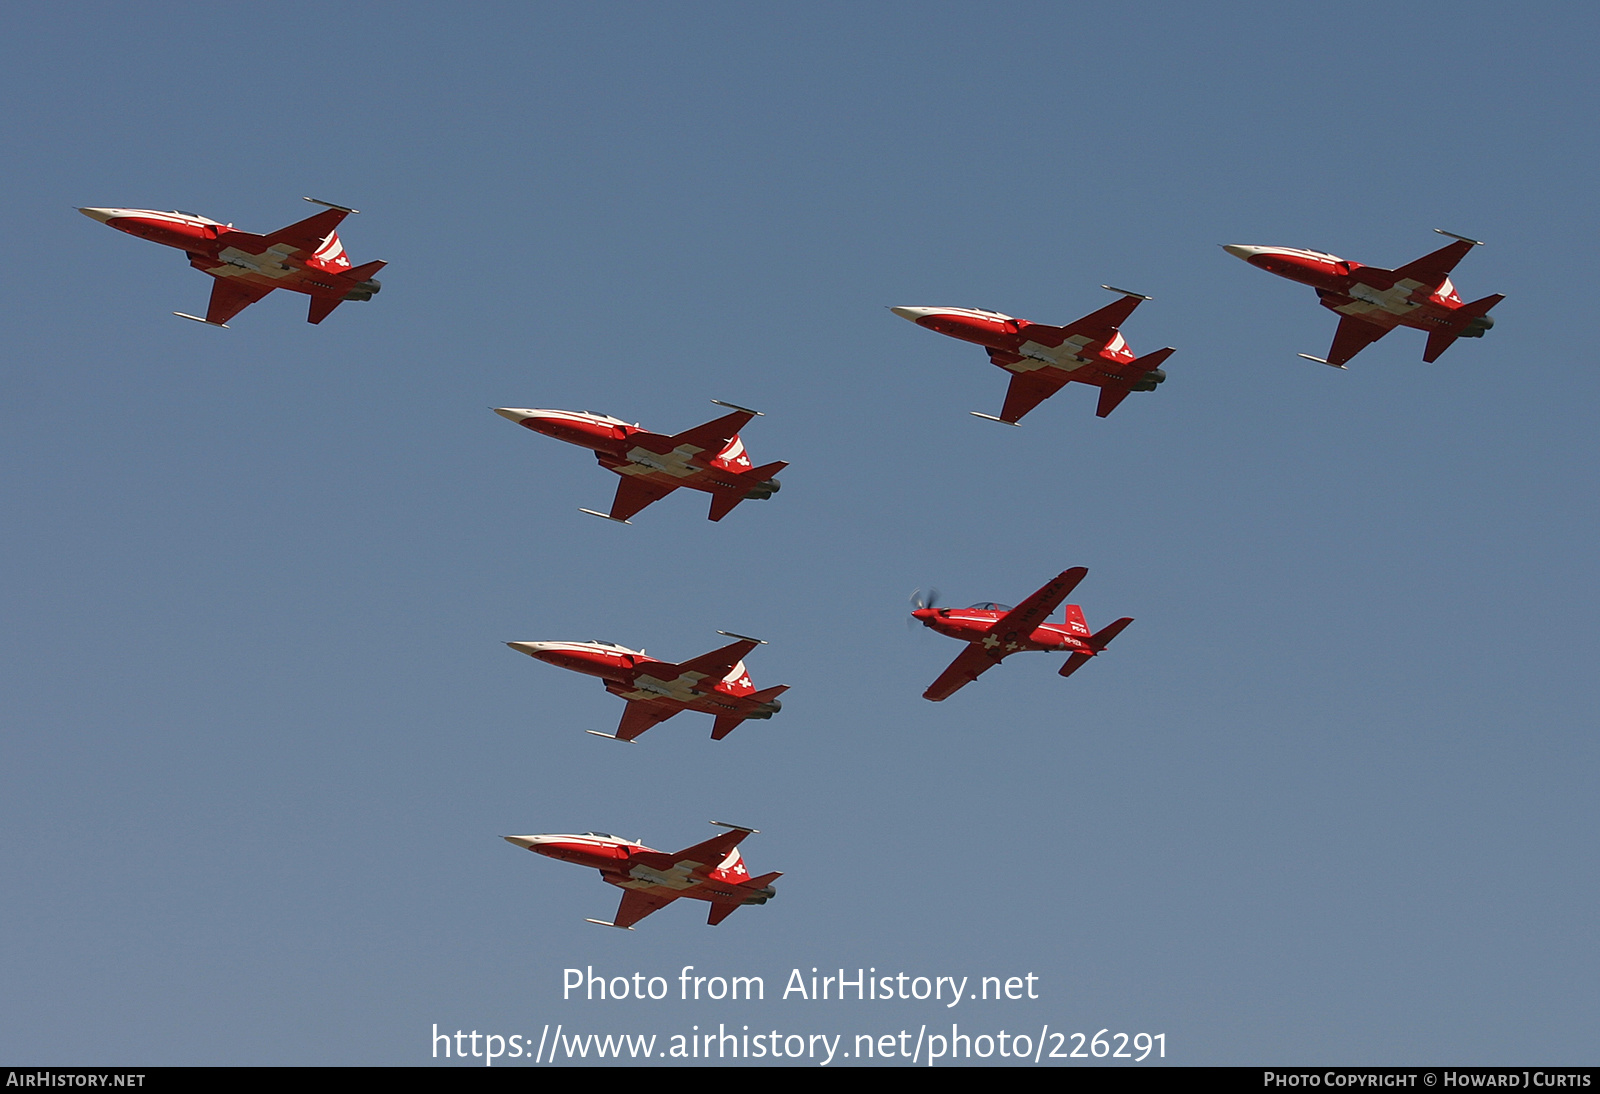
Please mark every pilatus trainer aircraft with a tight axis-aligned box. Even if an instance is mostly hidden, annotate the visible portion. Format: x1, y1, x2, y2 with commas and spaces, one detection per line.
507, 633, 788, 741
504, 821, 780, 929
1223, 230, 1503, 368
494, 401, 786, 523
912, 567, 1132, 701
79, 197, 384, 327
891, 287, 1175, 423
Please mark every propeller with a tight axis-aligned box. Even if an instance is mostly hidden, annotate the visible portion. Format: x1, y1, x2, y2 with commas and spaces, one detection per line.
908, 587, 941, 629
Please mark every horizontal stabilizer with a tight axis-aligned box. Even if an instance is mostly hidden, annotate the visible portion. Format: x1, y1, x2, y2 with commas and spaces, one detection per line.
1058, 652, 1093, 678
307, 295, 344, 325
1095, 384, 1134, 418
342, 259, 387, 282
708, 494, 743, 522
710, 712, 745, 740
707, 902, 742, 926
1090, 616, 1134, 651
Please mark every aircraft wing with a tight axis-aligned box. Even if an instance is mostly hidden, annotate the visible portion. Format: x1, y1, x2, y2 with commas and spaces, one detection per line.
610, 889, 679, 929
1324, 314, 1393, 367
663, 409, 756, 454
607, 476, 677, 522
666, 827, 751, 872
615, 698, 683, 741
259, 207, 350, 254
993, 568, 1090, 635
671, 637, 762, 681
203, 278, 274, 326
1389, 238, 1477, 288
1052, 294, 1146, 342
923, 643, 1003, 702
998, 371, 1069, 423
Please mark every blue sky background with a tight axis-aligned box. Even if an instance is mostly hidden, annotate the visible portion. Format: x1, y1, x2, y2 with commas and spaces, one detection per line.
2, 2, 1596, 1066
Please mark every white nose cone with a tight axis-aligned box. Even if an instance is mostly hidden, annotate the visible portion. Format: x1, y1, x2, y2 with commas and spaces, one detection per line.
890, 306, 939, 322
493, 408, 532, 423
79, 207, 126, 224
1222, 244, 1270, 260
507, 641, 554, 656
504, 835, 565, 852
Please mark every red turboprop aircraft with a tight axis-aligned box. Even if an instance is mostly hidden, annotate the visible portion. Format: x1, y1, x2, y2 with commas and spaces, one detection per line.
504, 821, 780, 929
507, 633, 787, 741
494, 402, 786, 524
78, 197, 384, 327
912, 567, 1132, 701
891, 288, 1175, 423
1223, 230, 1504, 368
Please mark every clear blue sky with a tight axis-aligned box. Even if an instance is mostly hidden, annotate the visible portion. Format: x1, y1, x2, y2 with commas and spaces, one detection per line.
3, 1, 1596, 1066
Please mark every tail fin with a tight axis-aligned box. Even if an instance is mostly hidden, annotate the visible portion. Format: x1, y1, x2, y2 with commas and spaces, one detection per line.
1061, 604, 1091, 638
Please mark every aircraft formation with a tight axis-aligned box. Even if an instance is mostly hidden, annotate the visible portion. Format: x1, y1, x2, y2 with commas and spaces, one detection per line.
80, 202, 1503, 928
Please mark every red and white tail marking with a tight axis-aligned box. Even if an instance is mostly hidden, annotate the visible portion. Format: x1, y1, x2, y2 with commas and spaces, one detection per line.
1062, 605, 1090, 636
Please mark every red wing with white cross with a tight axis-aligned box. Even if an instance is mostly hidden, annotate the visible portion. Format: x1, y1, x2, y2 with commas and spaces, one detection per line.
79, 198, 384, 327
912, 568, 1133, 701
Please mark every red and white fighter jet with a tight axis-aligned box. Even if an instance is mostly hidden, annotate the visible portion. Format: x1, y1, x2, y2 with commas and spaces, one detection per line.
912, 567, 1132, 702
891, 288, 1175, 423
507, 633, 788, 741
505, 821, 780, 929
78, 197, 384, 327
494, 401, 786, 524
1223, 230, 1504, 368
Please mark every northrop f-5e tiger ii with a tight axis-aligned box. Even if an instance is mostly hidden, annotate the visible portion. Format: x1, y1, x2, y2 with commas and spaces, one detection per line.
507, 633, 787, 742
495, 401, 786, 524
79, 197, 384, 327
1223, 230, 1504, 368
504, 821, 780, 929
891, 287, 1175, 423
